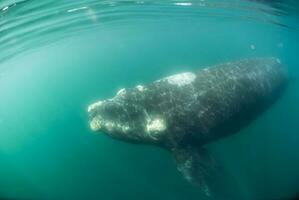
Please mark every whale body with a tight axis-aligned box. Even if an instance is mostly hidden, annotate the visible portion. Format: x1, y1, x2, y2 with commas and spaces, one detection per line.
87, 57, 287, 195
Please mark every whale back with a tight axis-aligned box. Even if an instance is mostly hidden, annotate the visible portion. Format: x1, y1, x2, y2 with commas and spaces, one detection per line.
166, 57, 287, 147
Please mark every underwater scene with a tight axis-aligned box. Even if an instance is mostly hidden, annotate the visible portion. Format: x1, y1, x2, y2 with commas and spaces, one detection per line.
0, 0, 299, 200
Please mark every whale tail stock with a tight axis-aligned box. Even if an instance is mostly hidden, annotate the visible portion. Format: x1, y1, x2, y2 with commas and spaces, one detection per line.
172, 145, 244, 199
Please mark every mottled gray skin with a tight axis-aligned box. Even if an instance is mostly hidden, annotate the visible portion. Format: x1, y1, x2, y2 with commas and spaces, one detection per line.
87, 57, 287, 195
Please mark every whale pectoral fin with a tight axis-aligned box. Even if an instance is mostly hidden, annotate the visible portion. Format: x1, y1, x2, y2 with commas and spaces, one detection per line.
172, 146, 218, 196
173, 146, 246, 199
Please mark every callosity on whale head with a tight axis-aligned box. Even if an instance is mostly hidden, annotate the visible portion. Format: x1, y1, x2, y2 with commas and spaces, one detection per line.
87, 85, 168, 144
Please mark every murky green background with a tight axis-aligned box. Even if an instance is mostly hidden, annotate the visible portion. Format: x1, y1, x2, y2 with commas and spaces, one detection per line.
0, 1, 299, 199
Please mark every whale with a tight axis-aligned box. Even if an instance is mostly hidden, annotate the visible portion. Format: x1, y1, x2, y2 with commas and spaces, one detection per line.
87, 57, 287, 196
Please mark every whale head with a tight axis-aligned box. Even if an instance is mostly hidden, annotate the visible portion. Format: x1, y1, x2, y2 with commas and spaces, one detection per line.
87, 85, 168, 144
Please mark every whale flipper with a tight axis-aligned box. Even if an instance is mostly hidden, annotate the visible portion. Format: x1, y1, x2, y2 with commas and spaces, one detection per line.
172, 146, 217, 196
173, 146, 245, 199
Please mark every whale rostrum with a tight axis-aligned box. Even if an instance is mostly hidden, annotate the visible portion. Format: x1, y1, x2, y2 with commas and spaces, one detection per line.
87, 57, 287, 196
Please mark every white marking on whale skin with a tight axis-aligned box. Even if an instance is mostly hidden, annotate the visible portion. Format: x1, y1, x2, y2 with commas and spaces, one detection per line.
90, 117, 102, 131
88, 101, 104, 113
136, 85, 146, 92
146, 118, 166, 140
160, 72, 196, 86
177, 157, 193, 181
90, 116, 131, 133
120, 125, 130, 133
114, 123, 130, 133
117, 88, 126, 96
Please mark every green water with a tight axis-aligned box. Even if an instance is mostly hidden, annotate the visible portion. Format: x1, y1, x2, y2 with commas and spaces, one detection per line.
0, 1, 299, 199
